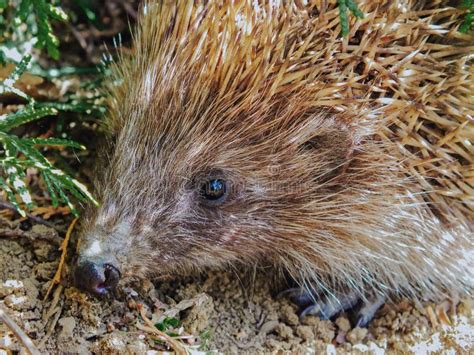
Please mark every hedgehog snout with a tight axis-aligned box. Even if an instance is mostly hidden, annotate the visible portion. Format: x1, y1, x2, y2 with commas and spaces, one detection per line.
74, 259, 121, 296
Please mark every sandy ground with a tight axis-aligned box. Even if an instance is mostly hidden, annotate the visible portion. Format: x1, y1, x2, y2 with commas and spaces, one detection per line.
0, 218, 472, 354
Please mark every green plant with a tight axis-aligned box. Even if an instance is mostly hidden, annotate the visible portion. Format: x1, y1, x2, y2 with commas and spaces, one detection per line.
0, 0, 68, 60
154, 317, 181, 337
337, 0, 364, 37
0, 55, 98, 216
336, 1, 473, 36
198, 329, 212, 351
460, 0, 474, 32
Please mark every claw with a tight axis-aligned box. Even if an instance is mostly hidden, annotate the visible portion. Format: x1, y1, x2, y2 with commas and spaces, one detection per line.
300, 303, 322, 318
300, 290, 360, 320
284, 286, 385, 327
354, 295, 385, 328
278, 287, 314, 308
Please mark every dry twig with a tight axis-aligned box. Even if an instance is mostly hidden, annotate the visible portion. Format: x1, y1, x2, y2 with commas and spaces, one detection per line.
0, 200, 55, 228
136, 304, 187, 355
0, 304, 40, 355
39, 285, 64, 349
44, 217, 78, 300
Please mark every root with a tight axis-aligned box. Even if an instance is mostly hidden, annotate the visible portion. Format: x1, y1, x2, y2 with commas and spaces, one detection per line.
44, 217, 78, 301
39, 286, 64, 349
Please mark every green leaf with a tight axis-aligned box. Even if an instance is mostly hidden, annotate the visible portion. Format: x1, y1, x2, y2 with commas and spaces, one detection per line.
4, 140, 18, 158
51, 177, 79, 216
44, 168, 98, 207
30, 65, 100, 79
0, 106, 58, 132
2, 133, 53, 167
337, 0, 364, 37
0, 177, 26, 217
47, 4, 68, 22
347, 0, 364, 18
5, 164, 34, 209
155, 323, 165, 331
461, 0, 474, 7
0, 84, 31, 101
26, 137, 86, 150
0, 0, 8, 9
459, 0, 474, 32
0, 55, 32, 101
6, 55, 31, 83
155, 317, 180, 332
198, 329, 212, 351
32, 0, 60, 59
165, 317, 180, 328
37, 101, 106, 115
12, 1, 67, 59
17, 0, 32, 22
338, 0, 350, 37
459, 10, 474, 32
54, 175, 90, 203
0, 54, 98, 217
65, 175, 98, 205
42, 171, 59, 208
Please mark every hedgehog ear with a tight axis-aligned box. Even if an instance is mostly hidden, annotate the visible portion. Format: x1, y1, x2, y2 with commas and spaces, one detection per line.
300, 120, 355, 181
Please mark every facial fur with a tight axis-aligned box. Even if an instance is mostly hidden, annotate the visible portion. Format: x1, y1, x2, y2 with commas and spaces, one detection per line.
77, 1, 473, 301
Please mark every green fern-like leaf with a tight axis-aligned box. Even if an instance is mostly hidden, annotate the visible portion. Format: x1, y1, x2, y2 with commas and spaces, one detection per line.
34, 0, 61, 59
6, 54, 31, 84
0, 55, 32, 101
47, 3, 68, 22
26, 137, 86, 150
0, 177, 27, 216
38, 101, 106, 115
5, 165, 33, 209
460, 0, 474, 32
0, 106, 58, 132
0, 58, 98, 217
13, 0, 68, 60
42, 172, 59, 208
337, 0, 364, 37
16, 0, 32, 22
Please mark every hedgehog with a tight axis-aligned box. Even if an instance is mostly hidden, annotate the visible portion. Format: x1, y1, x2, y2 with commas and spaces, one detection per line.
74, 0, 474, 326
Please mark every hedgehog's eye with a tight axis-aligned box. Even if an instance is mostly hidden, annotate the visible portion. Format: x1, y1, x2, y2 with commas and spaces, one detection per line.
200, 178, 229, 205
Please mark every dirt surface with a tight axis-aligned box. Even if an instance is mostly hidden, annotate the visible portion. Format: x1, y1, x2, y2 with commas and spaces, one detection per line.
0, 220, 472, 353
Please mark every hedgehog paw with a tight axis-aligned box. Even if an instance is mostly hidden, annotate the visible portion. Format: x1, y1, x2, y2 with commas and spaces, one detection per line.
353, 295, 385, 328
284, 288, 385, 327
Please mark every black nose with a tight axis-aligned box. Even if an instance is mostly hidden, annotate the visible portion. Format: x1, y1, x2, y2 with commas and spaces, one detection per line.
74, 261, 121, 295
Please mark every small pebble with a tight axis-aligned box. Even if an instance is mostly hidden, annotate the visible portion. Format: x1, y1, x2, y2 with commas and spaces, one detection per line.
106, 322, 115, 333
346, 327, 368, 344
335, 317, 351, 332
128, 299, 137, 310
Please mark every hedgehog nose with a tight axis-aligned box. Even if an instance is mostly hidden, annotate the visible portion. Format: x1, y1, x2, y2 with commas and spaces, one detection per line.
74, 260, 121, 295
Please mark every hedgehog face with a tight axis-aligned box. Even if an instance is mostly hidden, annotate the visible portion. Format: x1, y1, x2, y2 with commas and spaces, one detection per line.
74, 99, 359, 295
73, 0, 363, 295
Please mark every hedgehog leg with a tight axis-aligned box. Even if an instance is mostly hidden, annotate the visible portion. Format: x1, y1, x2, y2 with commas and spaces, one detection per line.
286, 288, 384, 327
353, 295, 385, 328
297, 290, 360, 320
